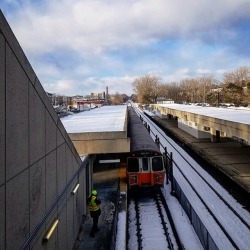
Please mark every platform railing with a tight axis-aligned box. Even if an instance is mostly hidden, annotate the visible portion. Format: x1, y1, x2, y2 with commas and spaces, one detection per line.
109, 178, 121, 250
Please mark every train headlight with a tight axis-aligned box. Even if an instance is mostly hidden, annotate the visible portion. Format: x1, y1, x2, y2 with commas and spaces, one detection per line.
130, 175, 137, 185
154, 174, 162, 183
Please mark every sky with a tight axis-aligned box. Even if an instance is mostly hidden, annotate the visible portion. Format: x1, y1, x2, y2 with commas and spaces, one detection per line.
1, 0, 250, 96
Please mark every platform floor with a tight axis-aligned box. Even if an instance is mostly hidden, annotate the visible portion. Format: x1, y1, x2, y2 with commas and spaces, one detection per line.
73, 165, 124, 250
152, 116, 250, 194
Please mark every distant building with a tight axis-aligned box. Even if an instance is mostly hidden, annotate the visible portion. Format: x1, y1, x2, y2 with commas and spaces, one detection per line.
106, 86, 108, 100
68, 92, 106, 111
46, 92, 53, 104
46, 92, 68, 106
156, 97, 174, 104
90, 92, 105, 100
71, 95, 84, 100
46, 90, 108, 111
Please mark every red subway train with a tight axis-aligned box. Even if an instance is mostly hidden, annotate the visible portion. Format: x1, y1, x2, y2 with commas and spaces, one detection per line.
126, 107, 165, 188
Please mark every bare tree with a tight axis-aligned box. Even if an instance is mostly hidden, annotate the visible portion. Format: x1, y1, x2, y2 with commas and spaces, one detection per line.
110, 92, 128, 105
132, 75, 162, 104
158, 83, 170, 98
198, 76, 214, 104
131, 66, 250, 106
224, 66, 250, 86
223, 66, 250, 106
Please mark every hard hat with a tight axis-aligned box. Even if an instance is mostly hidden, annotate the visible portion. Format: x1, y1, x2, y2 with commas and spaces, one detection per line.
92, 190, 97, 196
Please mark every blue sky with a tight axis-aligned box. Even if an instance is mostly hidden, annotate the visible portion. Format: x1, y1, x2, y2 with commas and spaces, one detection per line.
1, 0, 250, 96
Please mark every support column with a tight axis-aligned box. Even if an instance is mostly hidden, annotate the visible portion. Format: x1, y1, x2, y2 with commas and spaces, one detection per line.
211, 128, 221, 142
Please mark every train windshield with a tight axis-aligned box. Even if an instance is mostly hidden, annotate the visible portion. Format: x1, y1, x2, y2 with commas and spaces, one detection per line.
127, 158, 139, 172
152, 157, 164, 171
142, 157, 149, 171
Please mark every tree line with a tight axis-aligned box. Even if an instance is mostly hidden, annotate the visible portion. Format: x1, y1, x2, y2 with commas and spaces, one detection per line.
131, 66, 250, 107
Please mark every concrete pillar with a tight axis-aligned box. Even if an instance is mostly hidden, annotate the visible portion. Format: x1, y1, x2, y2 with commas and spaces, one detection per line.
211, 128, 221, 142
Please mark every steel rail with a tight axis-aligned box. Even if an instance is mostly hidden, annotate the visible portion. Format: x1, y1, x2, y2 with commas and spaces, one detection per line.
133, 107, 245, 249
154, 190, 175, 250
136, 106, 250, 231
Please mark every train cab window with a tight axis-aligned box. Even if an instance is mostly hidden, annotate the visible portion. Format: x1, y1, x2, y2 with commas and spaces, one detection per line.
152, 157, 164, 171
142, 157, 149, 171
127, 158, 139, 172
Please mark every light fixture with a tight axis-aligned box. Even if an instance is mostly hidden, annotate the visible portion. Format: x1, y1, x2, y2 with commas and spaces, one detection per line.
43, 219, 59, 243
71, 183, 80, 195
99, 159, 120, 163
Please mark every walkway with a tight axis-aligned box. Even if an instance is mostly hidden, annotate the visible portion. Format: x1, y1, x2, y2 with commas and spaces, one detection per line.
73, 164, 125, 250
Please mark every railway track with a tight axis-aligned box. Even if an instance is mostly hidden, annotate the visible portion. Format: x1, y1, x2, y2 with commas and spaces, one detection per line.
133, 106, 250, 249
127, 188, 182, 250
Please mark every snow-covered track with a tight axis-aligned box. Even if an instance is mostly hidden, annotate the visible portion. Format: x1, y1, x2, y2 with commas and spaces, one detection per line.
127, 188, 181, 250
133, 106, 250, 249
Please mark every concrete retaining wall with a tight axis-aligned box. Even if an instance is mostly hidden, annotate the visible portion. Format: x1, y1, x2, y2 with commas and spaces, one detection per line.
178, 120, 211, 139
0, 11, 90, 250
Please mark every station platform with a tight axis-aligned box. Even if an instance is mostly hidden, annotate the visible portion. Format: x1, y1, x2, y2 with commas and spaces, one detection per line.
73, 163, 127, 250
152, 116, 250, 194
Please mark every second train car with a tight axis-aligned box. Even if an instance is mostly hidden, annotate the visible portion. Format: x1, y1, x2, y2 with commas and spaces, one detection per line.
127, 107, 165, 188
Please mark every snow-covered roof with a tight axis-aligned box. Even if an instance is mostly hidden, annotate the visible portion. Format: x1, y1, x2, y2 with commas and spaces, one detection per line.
154, 104, 250, 125
61, 105, 127, 133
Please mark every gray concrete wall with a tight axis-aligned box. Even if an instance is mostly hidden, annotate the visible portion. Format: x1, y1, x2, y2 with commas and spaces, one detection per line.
178, 120, 211, 139
0, 11, 90, 249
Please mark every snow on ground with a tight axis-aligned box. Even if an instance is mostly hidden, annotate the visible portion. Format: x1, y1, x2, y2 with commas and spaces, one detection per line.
115, 211, 126, 250
162, 183, 204, 249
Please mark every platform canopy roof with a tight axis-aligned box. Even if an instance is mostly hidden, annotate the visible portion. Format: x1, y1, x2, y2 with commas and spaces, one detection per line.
156, 104, 250, 125
61, 105, 130, 156
61, 105, 128, 133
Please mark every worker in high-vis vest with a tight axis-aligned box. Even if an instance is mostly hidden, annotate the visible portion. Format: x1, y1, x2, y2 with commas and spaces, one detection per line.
87, 190, 101, 237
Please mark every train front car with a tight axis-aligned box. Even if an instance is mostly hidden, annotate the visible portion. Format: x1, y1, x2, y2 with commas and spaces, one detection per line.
127, 107, 165, 188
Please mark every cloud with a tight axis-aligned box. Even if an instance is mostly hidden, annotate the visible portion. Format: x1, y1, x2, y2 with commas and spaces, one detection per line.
42, 75, 136, 96
7, 0, 250, 54
2, 0, 250, 96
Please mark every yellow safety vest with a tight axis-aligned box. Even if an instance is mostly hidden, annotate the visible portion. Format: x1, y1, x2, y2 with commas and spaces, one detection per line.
88, 196, 100, 211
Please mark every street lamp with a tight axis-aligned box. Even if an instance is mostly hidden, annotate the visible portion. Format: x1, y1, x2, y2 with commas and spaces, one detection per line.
215, 88, 222, 107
